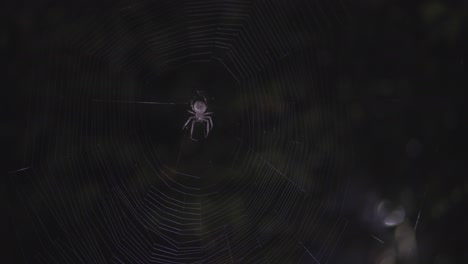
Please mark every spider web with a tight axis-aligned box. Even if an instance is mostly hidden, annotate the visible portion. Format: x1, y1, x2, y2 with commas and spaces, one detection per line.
12, 0, 351, 263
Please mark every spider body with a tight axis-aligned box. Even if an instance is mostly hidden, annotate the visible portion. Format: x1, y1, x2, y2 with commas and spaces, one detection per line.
183, 98, 213, 140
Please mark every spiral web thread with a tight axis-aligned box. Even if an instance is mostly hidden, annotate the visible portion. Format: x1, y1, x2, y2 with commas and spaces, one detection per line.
14, 0, 350, 263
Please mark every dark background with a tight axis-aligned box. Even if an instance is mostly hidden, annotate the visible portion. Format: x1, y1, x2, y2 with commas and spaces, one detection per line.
2, 0, 467, 263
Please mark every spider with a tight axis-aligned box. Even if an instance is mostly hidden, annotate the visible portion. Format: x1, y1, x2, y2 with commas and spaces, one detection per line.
183, 96, 213, 140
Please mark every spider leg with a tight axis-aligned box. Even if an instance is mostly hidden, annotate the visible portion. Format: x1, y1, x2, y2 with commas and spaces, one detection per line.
206, 116, 213, 129
190, 120, 196, 140
203, 119, 210, 137
188, 110, 195, 114
204, 112, 213, 115
183, 117, 195, 129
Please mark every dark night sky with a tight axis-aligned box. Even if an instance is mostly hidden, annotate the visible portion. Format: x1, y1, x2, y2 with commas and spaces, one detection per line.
2, 0, 467, 263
